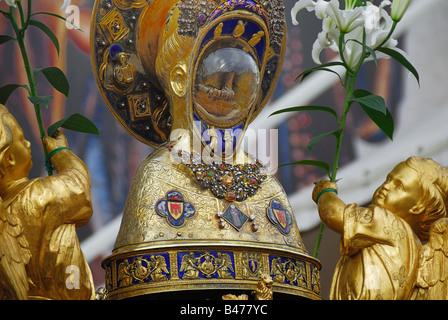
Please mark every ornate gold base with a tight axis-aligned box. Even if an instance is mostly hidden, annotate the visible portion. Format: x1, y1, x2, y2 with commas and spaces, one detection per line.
102, 244, 322, 300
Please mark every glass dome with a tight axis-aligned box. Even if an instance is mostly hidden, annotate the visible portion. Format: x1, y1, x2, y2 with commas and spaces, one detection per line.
194, 46, 260, 127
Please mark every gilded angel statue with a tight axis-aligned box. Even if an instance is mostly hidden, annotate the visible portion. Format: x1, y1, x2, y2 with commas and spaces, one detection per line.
149, 255, 169, 282
215, 252, 234, 279
413, 217, 448, 299
180, 252, 199, 279
0, 197, 30, 300
0, 105, 94, 300
313, 156, 448, 300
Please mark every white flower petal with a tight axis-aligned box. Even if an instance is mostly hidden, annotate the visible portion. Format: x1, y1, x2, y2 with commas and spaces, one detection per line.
291, 0, 316, 25
343, 27, 364, 69
5, 0, 16, 7
326, 0, 363, 33
311, 38, 325, 65
379, 0, 392, 9
314, 0, 330, 19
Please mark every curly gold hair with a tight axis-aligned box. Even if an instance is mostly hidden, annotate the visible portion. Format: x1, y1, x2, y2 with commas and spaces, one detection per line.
0, 105, 13, 178
406, 156, 448, 241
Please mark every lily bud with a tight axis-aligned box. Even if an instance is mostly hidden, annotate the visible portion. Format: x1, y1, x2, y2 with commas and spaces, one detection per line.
391, 0, 410, 22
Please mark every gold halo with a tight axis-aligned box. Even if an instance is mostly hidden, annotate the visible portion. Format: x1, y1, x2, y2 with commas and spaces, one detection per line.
90, 0, 286, 148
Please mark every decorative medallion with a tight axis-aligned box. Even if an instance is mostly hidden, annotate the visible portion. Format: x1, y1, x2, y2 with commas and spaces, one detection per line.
128, 92, 152, 121
155, 191, 196, 228
179, 251, 235, 279
270, 256, 308, 288
117, 254, 170, 288
217, 204, 248, 231
98, 7, 130, 44
99, 44, 137, 94
242, 252, 263, 278
266, 199, 292, 235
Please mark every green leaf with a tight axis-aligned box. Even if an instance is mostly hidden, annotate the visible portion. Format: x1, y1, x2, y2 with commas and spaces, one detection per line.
269, 105, 338, 120
295, 61, 346, 83
31, 12, 83, 31
351, 89, 387, 114
0, 84, 29, 105
28, 95, 53, 108
47, 113, 100, 137
34, 67, 70, 97
362, 107, 394, 140
352, 89, 393, 139
376, 47, 420, 85
0, 35, 14, 46
361, 105, 394, 140
307, 130, 341, 152
29, 19, 60, 57
279, 160, 331, 178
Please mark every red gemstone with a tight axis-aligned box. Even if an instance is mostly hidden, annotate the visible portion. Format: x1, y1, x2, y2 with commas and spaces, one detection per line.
225, 192, 236, 202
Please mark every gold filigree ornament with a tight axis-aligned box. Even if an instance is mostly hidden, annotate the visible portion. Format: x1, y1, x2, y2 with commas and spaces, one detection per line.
168, 146, 267, 202
93, 0, 322, 300
91, 0, 171, 146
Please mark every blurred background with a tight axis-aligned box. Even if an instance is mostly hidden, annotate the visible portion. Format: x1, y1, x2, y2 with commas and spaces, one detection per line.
1, 0, 447, 299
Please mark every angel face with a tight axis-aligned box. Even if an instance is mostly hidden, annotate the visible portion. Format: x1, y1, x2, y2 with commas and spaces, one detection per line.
372, 162, 422, 220
3, 114, 33, 181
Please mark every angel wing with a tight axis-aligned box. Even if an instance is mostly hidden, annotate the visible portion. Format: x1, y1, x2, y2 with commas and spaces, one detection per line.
413, 218, 448, 300
117, 260, 130, 281
270, 257, 284, 276
220, 253, 234, 273
0, 201, 31, 300
155, 256, 169, 274
179, 253, 195, 272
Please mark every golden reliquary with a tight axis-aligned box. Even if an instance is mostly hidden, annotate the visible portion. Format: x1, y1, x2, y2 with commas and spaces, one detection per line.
91, 0, 321, 300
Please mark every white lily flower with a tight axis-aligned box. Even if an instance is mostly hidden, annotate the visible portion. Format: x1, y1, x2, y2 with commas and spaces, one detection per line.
344, 4, 405, 69
363, 1, 391, 30
292, 0, 363, 32
391, 0, 410, 22
293, 0, 403, 70
311, 18, 339, 64
326, 0, 364, 33
342, 27, 364, 69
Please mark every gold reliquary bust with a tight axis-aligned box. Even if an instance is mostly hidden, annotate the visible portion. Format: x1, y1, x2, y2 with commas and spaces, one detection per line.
91, 0, 321, 300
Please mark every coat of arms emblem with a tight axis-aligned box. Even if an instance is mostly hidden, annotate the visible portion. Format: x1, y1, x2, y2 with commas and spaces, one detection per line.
266, 199, 292, 235
156, 191, 196, 227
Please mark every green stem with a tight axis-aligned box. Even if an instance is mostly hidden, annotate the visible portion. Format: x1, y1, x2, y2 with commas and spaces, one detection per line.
0, 8, 10, 17
312, 50, 364, 258
9, 4, 52, 176
375, 21, 397, 51
312, 222, 326, 258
